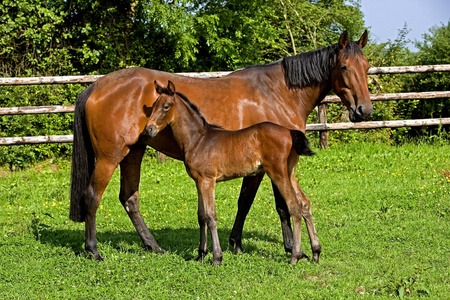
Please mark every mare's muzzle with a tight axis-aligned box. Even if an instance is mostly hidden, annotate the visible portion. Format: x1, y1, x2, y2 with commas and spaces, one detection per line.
349, 103, 373, 122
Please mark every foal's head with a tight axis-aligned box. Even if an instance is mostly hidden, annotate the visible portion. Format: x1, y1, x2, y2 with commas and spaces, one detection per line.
146, 80, 178, 138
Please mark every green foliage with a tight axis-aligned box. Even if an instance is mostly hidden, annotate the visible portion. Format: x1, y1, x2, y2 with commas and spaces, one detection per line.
1, 143, 449, 298
0, 0, 74, 76
393, 22, 450, 140
1, 1, 448, 166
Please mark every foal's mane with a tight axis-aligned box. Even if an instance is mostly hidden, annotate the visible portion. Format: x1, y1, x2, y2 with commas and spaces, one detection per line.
175, 92, 223, 129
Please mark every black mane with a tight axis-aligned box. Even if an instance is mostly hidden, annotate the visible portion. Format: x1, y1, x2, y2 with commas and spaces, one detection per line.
282, 41, 363, 88
175, 92, 223, 129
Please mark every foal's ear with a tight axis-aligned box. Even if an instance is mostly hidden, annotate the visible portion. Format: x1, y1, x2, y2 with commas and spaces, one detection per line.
338, 30, 349, 51
154, 80, 165, 95
358, 30, 368, 48
167, 80, 176, 95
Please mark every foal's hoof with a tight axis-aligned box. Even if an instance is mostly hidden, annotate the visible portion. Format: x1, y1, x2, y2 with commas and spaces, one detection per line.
88, 252, 103, 262
289, 252, 310, 264
154, 247, 165, 255
213, 258, 222, 267
145, 245, 165, 254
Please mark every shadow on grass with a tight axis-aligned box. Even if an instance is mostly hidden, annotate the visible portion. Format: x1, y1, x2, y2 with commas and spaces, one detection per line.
38, 226, 283, 261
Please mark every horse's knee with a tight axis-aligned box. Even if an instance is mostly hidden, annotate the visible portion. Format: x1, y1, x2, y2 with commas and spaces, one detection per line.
122, 192, 140, 214
84, 185, 100, 214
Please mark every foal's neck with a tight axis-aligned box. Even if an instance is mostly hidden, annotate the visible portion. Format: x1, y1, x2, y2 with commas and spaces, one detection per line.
171, 98, 212, 152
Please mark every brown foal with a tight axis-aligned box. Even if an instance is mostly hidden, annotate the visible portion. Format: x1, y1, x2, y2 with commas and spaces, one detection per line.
146, 81, 321, 265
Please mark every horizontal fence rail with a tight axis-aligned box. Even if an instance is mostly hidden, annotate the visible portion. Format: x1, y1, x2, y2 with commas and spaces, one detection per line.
2, 91, 449, 116
1, 65, 450, 86
1, 65, 449, 146
1, 119, 449, 146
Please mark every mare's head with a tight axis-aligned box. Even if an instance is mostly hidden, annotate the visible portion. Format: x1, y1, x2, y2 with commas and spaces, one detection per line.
331, 31, 372, 122
146, 80, 178, 138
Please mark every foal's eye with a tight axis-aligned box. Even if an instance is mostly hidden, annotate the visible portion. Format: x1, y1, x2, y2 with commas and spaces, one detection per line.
163, 103, 170, 110
340, 65, 348, 71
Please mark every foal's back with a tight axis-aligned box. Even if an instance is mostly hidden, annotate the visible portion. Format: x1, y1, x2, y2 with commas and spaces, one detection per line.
185, 122, 297, 182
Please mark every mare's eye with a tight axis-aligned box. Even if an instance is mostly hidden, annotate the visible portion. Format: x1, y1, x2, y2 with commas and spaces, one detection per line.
163, 103, 170, 110
340, 65, 348, 71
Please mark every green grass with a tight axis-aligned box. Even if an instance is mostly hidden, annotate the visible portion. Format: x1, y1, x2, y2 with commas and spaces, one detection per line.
1, 142, 449, 299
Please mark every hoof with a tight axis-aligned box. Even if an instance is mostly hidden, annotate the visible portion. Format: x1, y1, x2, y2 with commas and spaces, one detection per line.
312, 253, 320, 264
289, 252, 310, 264
88, 252, 103, 262
154, 247, 165, 255
213, 258, 222, 266
233, 245, 243, 255
229, 238, 243, 254
195, 251, 208, 262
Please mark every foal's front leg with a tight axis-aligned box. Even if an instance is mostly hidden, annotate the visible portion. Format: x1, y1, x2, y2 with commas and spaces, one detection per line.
196, 178, 222, 266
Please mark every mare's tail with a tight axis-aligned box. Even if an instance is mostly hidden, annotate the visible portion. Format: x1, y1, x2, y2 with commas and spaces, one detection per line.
290, 130, 315, 156
70, 83, 96, 222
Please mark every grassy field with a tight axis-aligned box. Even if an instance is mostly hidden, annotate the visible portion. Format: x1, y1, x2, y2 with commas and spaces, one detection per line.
0, 142, 449, 299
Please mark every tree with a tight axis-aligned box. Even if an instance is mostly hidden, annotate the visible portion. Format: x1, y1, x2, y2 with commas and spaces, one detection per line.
0, 0, 74, 77
395, 22, 450, 140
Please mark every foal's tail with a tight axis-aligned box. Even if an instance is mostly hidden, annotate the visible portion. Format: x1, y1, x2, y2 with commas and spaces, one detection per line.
69, 83, 96, 222
290, 130, 315, 156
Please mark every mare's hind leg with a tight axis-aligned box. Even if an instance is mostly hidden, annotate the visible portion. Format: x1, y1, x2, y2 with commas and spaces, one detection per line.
292, 177, 321, 263
229, 173, 264, 254
272, 181, 294, 253
119, 145, 164, 254
84, 157, 118, 261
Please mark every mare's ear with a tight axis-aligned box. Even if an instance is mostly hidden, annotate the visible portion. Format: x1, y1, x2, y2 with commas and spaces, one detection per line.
358, 30, 368, 48
167, 80, 176, 95
339, 30, 349, 51
154, 80, 164, 95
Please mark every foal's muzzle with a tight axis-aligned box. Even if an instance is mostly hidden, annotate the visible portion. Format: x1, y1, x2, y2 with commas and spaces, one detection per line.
145, 125, 158, 138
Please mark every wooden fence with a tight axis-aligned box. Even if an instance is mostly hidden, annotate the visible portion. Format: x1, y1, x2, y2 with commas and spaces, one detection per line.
1, 65, 449, 148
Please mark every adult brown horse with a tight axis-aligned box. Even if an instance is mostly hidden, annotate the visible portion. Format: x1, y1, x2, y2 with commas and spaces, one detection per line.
70, 31, 372, 261
147, 80, 319, 265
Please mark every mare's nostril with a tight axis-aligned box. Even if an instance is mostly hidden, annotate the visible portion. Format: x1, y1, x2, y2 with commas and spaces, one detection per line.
357, 105, 364, 116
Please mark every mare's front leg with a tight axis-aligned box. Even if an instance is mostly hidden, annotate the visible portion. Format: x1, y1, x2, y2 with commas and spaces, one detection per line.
272, 181, 294, 253
119, 145, 164, 254
84, 157, 118, 261
229, 173, 264, 254
196, 178, 222, 266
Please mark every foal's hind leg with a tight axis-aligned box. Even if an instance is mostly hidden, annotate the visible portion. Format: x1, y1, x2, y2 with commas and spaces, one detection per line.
229, 173, 264, 254
272, 181, 294, 253
119, 146, 164, 254
292, 178, 321, 263
84, 157, 118, 261
196, 178, 222, 266
268, 175, 304, 264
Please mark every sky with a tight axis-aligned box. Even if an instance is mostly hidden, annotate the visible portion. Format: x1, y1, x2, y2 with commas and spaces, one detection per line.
359, 0, 449, 51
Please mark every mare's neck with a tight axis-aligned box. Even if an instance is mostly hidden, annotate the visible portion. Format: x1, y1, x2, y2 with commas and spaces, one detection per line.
297, 81, 332, 123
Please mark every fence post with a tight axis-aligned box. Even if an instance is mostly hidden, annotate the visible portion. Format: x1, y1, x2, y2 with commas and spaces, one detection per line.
318, 103, 328, 149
